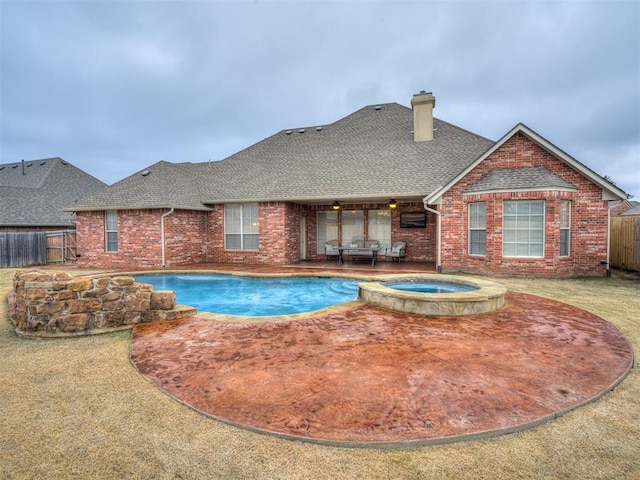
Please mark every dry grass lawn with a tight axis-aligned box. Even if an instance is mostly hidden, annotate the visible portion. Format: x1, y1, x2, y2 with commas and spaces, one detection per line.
1, 267, 638, 479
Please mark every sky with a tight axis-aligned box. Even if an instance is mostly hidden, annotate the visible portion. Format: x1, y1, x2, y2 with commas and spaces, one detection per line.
1, 0, 639, 199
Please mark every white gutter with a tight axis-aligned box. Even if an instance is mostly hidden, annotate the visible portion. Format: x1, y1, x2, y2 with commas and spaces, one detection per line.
161, 208, 175, 268
605, 206, 611, 277
422, 202, 442, 273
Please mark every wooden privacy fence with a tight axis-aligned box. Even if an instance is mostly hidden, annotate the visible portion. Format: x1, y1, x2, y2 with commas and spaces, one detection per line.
0, 232, 47, 268
610, 215, 640, 272
46, 230, 77, 264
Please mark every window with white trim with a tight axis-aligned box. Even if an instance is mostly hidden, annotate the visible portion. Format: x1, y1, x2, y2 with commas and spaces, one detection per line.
367, 210, 391, 251
468, 202, 486, 255
341, 210, 364, 245
105, 210, 118, 252
316, 211, 338, 253
224, 203, 259, 250
560, 200, 571, 257
503, 200, 545, 257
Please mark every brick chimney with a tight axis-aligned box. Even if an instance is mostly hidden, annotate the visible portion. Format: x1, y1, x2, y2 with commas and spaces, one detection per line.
411, 91, 436, 142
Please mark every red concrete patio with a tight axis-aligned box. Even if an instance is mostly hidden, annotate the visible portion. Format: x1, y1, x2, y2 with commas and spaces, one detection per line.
129, 265, 633, 447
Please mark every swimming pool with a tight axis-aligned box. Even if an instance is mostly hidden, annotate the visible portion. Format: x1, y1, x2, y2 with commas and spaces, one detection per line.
135, 274, 359, 316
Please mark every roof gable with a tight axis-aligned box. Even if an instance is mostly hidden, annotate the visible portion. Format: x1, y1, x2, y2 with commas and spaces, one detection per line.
424, 123, 628, 204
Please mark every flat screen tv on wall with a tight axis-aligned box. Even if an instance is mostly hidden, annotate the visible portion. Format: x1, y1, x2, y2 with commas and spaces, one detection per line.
400, 212, 427, 228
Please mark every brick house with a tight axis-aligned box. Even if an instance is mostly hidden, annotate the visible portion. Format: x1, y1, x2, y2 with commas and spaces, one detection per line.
68, 92, 629, 277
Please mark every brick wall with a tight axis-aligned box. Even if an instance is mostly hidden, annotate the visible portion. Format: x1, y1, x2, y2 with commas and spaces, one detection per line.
207, 202, 295, 265
76, 209, 208, 269
204, 201, 436, 265
439, 132, 609, 277
305, 202, 436, 262
73, 135, 610, 277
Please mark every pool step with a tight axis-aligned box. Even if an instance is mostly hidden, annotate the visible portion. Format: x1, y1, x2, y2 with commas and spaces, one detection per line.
141, 305, 197, 323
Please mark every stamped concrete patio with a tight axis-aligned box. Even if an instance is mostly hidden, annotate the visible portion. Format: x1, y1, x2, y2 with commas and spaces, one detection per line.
128, 264, 633, 447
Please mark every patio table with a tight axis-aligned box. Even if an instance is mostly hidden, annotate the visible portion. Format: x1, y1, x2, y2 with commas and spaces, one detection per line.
337, 246, 379, 267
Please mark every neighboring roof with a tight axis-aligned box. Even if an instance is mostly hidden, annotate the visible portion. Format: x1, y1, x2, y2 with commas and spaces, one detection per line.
620, 204, 640, 216
70, 103, 494, 211
609, 199, 638, 215
1, 158, 107, 227
464, 166, 577, 194
424, 123, 628, 204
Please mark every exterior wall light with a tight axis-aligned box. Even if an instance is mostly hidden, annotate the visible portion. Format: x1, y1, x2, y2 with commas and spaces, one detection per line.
389, 199, 398, 209
332, 201, 341, 210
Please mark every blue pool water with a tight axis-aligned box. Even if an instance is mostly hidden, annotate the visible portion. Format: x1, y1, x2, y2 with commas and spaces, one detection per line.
384, 281, 477, 293
135, 274, 359, 316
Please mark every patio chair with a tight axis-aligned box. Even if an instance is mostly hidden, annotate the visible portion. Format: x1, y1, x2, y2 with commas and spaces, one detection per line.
324, 239, 340, 261
386, 241, 406, 262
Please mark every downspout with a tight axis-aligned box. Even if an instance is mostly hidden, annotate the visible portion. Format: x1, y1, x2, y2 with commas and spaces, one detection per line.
605, 206, 611, 277
423, 202, 442, 274
161, 208, 175, 268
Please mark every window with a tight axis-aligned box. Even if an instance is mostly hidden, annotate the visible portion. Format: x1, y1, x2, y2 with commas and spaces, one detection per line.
368, 210, 392, 251
503, 200, 545, 257
341, 210, 364, 245
560, 200, 571, 257
316, 211, 338, 253
225, 203, 259, 250
105, 210, 118, 252
468, 203, 486, 255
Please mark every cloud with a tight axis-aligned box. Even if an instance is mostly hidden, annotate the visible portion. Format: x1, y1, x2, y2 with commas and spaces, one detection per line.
1, 0, 638, 198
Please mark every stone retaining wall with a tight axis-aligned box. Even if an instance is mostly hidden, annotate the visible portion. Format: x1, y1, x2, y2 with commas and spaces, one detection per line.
9, 271, 196, 338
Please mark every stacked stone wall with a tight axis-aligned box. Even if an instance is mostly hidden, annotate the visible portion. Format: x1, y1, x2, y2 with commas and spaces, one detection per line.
9, 271, 196, 338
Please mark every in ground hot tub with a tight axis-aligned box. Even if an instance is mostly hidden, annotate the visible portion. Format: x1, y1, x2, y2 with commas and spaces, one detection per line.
383, 280, 478, 294
358, 275, 506, 316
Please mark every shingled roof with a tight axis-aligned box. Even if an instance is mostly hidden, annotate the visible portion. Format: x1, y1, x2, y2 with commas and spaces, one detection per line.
1, 158, 106, 227
70, 102, 494, 211
464, 166, 578, 194
68, 161, 214, 212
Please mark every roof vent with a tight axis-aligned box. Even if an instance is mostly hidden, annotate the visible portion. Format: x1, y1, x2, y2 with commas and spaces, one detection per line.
40, 161, 46, 165
141, 170, 151, 177
315, 126, 323, 131
0, 166, 4, 171
299, 129, 306, 134
285, 130, 292, 135
374, 105, 381, 110
61, 160, 68, 165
